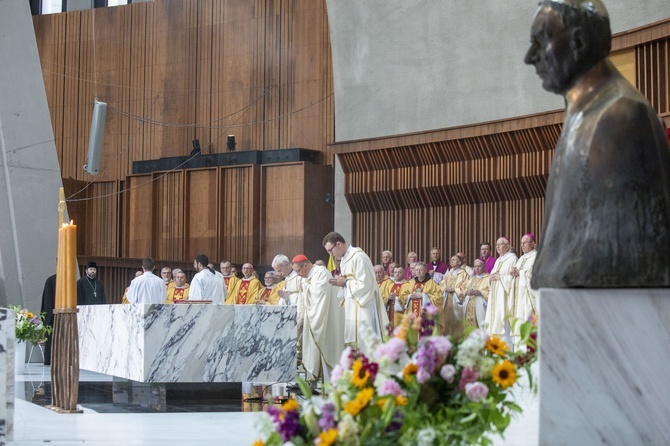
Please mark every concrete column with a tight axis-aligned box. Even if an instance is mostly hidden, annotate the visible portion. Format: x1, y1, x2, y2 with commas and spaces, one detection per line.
0, 0, 64, 310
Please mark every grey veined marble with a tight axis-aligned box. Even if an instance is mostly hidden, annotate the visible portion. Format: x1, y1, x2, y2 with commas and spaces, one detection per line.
78, 304, 297, 383
0, 309, 15, 444
538, 288, 670, 446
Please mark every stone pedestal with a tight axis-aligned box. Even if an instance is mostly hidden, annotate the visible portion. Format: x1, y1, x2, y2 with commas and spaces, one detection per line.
0, 309, 15, 444
78, 304, 297, 383
539, 288, 670, 445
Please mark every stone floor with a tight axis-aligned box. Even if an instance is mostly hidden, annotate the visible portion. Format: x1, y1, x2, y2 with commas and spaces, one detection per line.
11, 364, 538, 445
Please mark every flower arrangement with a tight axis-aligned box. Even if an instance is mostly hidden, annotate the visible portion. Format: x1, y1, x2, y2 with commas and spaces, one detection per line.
255, 305, 537, 446
11, 306, 52, 344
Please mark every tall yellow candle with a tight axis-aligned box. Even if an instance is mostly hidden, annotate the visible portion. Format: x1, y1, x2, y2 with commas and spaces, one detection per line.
64, 222, 77, 309
55, 226, 65, 308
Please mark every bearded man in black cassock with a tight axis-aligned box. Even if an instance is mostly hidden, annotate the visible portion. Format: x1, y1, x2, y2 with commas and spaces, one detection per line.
76, 261, 106, 305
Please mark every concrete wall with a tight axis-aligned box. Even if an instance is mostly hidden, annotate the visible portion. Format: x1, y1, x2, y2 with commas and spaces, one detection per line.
327, 0, 670, 236
326, 0, 670, 142
0, 0, 64, 311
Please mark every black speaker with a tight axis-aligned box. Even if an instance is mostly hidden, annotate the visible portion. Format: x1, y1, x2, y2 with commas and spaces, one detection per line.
190, 139, 201, 156
227, 135, 236, 151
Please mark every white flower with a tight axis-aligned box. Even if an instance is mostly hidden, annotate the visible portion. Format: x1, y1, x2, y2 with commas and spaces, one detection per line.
477, 356, 496, 379
358, 320, 382, 355
440, 364, 456, 383
338, 413, 360, 446
456, 331, 487, 367
416, 427, 436, 446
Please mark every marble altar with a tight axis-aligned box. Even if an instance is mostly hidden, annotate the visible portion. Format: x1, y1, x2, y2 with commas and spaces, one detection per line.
539, 289, 670, 445
0, 309, 15, 444
78, 304, 297, 383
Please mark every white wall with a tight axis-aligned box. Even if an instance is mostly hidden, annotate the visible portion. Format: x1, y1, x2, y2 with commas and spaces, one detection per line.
326, 0, 670, 142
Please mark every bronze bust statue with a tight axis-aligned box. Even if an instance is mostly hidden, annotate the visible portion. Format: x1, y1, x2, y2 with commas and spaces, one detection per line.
526, 0, 670, 287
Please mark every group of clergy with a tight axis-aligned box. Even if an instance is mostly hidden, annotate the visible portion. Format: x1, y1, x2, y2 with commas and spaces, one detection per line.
375, 234, 537, 348
122, 255, 288, 306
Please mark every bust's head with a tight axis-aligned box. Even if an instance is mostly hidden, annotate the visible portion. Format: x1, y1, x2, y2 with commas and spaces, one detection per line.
524, 0, 611, 94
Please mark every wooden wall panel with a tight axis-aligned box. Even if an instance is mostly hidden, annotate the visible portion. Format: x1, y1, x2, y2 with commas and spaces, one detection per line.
154, 171, 185, 260
185, 168, 218, 260
85, 181, 121, 257
125, 175, 154, 257
637, 37, 670, 115
259, 163, 334, 264
302, 164, 334, 262
219, 165, 261, 264
34, 0, 334, 184
354, 198, 545, 269
62, 178, 89, 255
260, 163, 306, 264
611, 49, 637, 86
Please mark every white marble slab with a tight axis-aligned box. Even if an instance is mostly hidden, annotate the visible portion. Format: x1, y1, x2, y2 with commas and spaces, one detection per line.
539, 288, 670, 445
78, 304, 297, 383
0, 308, 15, 444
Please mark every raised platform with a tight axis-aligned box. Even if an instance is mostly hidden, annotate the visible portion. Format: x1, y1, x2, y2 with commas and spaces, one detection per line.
132, 148, 321, 174
539, 288, 670, 445
78, 304, 297, 383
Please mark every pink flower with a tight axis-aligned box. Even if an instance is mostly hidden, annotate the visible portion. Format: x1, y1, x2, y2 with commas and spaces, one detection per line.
458, 367, 479, 391
440, 364, 456, 383
374, 338, 406, 362
330, 364, 343, 384
465, 382, 489, 401
377, 379, 402, 396
416, 368, 432, 384
339, 347, 354, 369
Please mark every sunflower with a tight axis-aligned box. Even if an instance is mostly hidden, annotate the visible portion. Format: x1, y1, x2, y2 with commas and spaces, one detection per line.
317, 428, 338, 446
26, 312, 34, 319
344, 387, 374, 416
491, 360, 518, 388
403, 363, 419, 381
350, 359, 370, 388
485, 336, 509, 357
395, 395, 408, 406
282, 398, 299, 411
252, 440, 265, 446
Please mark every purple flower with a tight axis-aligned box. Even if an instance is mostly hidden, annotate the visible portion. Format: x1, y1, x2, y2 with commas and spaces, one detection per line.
266, 405, 282, 423
378, 379, 403, 396
278, 410, 302, 441
374, 337, 406, 362
419, 315, 435, 338
266, 404, 302, 441
319, 402, 336, 431
428, 336, 452, 361
416, 368, 432, 384
465, 381, 489, 401
458, 367, 479, 391
439, 364, 456, 383
415, 341, 437, 374
386, 411, 404, 432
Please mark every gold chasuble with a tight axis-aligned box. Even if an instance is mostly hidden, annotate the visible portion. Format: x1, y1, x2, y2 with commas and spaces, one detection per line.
225, 277, 262, 304
257, 286, 281, 305
400, 278, 443, 331
165, 285, 190, 303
